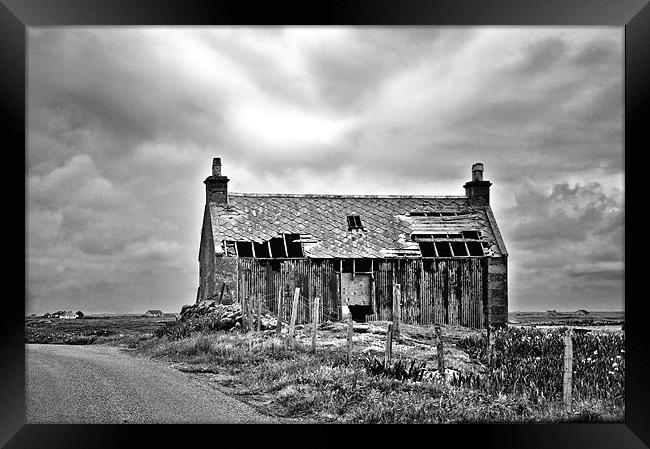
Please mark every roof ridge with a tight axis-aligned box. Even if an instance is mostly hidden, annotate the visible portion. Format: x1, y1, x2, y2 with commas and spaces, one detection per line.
229, 192, 468, 199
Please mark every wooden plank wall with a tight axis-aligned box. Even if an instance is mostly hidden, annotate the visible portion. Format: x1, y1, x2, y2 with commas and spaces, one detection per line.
237, 259, 340, 325
237, 258, 487, 328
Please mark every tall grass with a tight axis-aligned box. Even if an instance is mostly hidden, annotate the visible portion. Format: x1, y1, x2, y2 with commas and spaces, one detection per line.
136, 326, 624, 423
456, 327, 624, 406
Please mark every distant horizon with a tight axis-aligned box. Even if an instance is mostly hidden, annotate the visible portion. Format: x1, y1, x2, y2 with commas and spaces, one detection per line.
27, 308, 625, 316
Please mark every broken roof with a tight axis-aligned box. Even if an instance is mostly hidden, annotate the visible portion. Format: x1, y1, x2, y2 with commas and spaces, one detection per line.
210, 193, 507, 258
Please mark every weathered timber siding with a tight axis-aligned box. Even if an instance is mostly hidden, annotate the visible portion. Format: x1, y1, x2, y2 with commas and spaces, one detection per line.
487, 256, 508, 327
367, 258, 486, 328
237, 259, 340, 325
232, 258, 489, 328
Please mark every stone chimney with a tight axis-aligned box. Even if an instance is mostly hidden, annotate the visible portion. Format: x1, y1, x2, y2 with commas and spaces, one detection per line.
204, 157, 229, 204
463, 162, 492, 206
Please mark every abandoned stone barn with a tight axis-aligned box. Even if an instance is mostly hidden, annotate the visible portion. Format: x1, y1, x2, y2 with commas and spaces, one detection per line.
198, 158, 508, 328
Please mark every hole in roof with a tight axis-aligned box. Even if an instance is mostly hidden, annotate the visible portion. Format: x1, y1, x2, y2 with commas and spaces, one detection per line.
467, 241, 484, 256
347, 215, 363, 230
435, 241, 452, 257
224, 241, 236, 256
419, 242, 437, 257
254, 241, 270, 258
462, 231, 480, 240
411, 234, 431, 241
269, 237, 287, 258
236, 241, 254, 257
451, 241, 468, 256
284, 234, 304, 257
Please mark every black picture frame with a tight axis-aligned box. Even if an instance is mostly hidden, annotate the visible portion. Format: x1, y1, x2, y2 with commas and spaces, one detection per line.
3, 0, 648, 447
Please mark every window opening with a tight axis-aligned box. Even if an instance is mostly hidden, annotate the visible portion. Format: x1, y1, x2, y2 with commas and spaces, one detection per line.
354, 259, 373, 272
462, 231, 480, 240
347, 215, 363, 230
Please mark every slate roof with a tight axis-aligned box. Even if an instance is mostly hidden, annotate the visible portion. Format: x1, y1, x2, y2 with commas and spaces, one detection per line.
209, 193, 507, 258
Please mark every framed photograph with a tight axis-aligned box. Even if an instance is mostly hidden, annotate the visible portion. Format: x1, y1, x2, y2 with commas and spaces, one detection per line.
5, 0, 649, 447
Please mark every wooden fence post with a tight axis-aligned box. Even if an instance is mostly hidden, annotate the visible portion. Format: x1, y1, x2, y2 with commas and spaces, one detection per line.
241, 297, 248, 332
488, 326, 495, 367
276, 293, 283, 336
563, 327, 573, 412
346, 316, 354, 365
256, 296, 262, 332
288, 287, 300, 348
436, 326, 445, 377
385, 323, 393, 365
392, 283, 401, 338
311, 296, 320, 352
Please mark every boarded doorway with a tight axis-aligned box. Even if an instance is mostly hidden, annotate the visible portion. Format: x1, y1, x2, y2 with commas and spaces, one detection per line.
341, 272, 372, 321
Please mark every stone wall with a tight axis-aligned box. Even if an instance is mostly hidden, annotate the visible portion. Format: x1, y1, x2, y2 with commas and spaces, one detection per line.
487, 256, 508, 327
214, 256, 239, 304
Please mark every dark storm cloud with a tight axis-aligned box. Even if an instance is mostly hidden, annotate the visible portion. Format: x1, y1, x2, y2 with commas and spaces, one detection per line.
507, 182, 622, 246
515, 37, 568, 75
27, 27, 623, 314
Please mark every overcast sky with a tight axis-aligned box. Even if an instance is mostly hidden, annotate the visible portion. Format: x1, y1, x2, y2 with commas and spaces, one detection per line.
27, 27, 623, 314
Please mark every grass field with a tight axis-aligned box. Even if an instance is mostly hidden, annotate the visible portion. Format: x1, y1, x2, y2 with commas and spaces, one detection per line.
508, 311, 624, 327
25, 314, 176, 345
134, 324, 624, 423
25, 310, 624, 423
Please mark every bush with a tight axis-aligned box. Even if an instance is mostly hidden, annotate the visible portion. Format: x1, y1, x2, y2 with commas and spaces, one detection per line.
362, 356, 426, 381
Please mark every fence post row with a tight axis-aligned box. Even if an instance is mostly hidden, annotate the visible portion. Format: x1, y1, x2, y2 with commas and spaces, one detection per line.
288, 287, 300, 348
276, 293, 283, 336
311, 296, 320, 352
563, 327, 573, 412
346, 316, 354, 365
256, 296, 262, 332
385, 323, 393, 365
435, 326, 445, 377
392, 283, 401, 338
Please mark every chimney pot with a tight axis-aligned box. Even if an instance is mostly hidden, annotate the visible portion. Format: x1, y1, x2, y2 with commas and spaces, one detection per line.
472, 163, 484, 181
463, 162, 491, 206
205, 157, 229, 204
212, 158, 222, 176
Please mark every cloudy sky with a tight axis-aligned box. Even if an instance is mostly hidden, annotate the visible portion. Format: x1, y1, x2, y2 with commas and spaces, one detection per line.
27, 27, 623, 314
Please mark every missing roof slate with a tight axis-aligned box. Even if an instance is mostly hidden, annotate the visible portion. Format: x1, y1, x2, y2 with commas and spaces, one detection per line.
418, 242, 437, 257
236, 241, 254, 257
254, 241, 270, 258
408, 211, 458, 217
269, 237, 287, 258
284, 234, 304, 257
467, 241, 484, 256
462, 231, 480, 240
450, 241, 468, 257
434, 241, 452, 257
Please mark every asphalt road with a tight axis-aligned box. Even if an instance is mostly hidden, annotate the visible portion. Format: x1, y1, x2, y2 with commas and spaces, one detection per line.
26, 344, 277, 424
